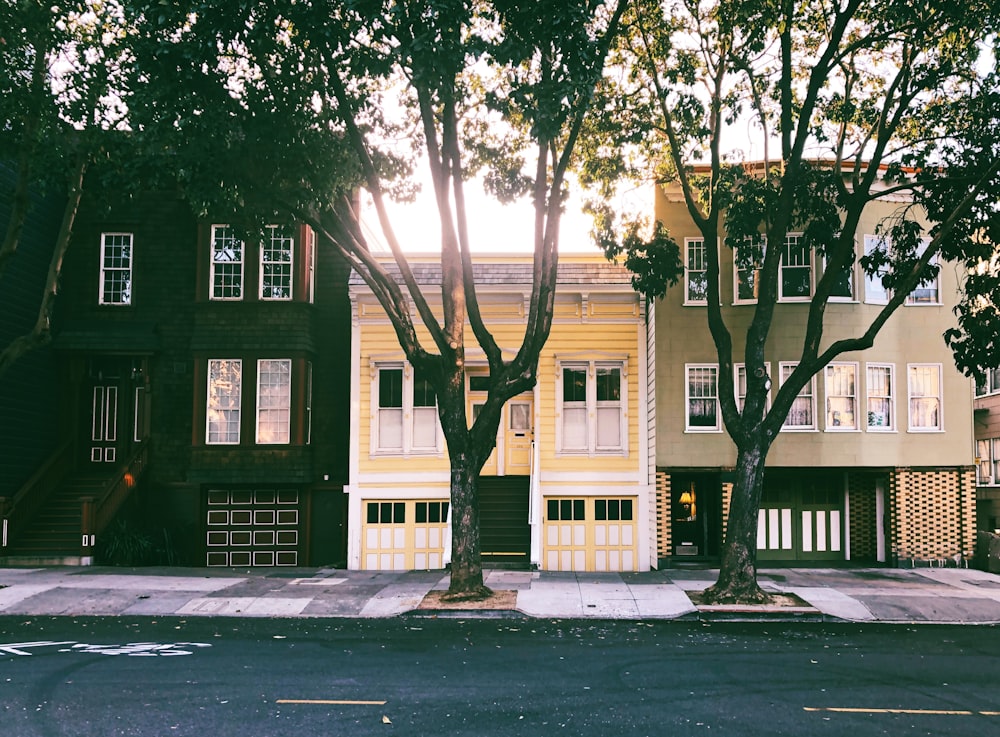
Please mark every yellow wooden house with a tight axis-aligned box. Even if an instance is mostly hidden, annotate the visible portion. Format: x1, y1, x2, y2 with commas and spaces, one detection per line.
346, 254, 656, 571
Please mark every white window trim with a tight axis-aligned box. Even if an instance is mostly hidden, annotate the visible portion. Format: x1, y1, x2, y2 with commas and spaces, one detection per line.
976, 438, 996, 486
733, 235, 766, 305
778, 361, 817, 431
370, 361, 442, 456
778, 233, 812, 302
99, 232, 133, 306
824, 361, 860, 432
734, 362, 771, 414
255, 358, 292, 445
823, 253, 857, 302
206, 358, 242, 445
907, 363, 944, 432
865, 362, 896, 432
556, 359, 629, 455
685, 363, 722, 432
259, 225, 294, 301
210, 224, 244, 301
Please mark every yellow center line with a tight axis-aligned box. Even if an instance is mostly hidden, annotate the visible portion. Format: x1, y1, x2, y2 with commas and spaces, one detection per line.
276, 699, 387, 706
805, 707, 998, 716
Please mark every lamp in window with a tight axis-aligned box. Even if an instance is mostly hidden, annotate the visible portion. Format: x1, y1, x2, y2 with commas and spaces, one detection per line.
678, 489, 696, 521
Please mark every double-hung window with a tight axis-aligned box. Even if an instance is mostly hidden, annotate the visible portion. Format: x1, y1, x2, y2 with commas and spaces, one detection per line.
558, 361, 626, 454
735, 363, 771, 414
734, 235, 766, 303
824, 253, 855, 301
261, 226, 293, 300
976, 368, 1000, 397
684, 237, 709, 305
779, 362, 816, 430
976, 439, 998, 485
686, 364, 720, 431
256, 359, 291, 444
865, 363, 895, 431
863, 234, 890, 304
779, 233, 811, 300
905, 238, 940, 305
211, 225, 244, 300
908, 364, 942, 431
374, 363, 440, 454
206, 359, 242, 444
825, 363, 858, 430
100, 233, 133, 305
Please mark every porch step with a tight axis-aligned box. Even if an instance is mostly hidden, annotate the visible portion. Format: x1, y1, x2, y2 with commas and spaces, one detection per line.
3, 476, 111, 557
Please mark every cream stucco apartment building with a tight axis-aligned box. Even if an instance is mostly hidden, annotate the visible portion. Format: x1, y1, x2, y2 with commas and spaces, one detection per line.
653, 182, 978, 567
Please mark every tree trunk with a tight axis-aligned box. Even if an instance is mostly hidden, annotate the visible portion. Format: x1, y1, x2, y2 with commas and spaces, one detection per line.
446, 451, 492, 599
701, 439, 771, 604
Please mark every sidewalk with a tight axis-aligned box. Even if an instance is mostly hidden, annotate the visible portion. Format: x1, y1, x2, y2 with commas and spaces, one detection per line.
1, 565, 1000, 623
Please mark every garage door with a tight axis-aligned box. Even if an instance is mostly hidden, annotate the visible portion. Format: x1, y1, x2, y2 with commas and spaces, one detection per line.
205, 489, 300, 567
361, 500, 450, 570
542, 497, 637, 572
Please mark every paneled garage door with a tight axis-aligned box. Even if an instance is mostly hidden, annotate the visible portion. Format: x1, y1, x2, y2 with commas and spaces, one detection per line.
542, 496, 637, 572
205, 489, 300, 567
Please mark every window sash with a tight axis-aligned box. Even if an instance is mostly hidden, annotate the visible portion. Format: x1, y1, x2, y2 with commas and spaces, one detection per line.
100, 233, 133, 305
905, 238, 939, 305
260, 226, 294, 300
734, 236, 766, 303
559, 363, 625, 453
685, 237, 708, 304
207, 359, 242, 444
374, 364, 439, 453
256, 359, 291, 444
687, 365, 719, 430
908, 364, 942, 430
825, 363, 857, 430
779, 233, 811, 300
863, 234, 890, 304
780, 363, 815, 430
866, 364, 894, 430
993, 438, 1000, 482
211, 225, 244, 300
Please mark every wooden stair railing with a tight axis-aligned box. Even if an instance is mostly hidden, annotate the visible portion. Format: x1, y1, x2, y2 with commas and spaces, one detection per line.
0, 441, 73, 551
81, 442, 150, 556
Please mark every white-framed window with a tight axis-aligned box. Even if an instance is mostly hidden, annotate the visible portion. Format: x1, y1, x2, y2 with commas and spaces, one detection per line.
824, 253, 855, 301
779, 362, 816, 430
686, 364, 720, 431
260, 226, 294, 300
976, 368, 1000, 397
735, 363, 771, 413
825, 362, 858, 430
779, 233, 811, 301
256, 359, 291, 444
734, 235, 766, 303
908, 363, 942, 431
558, 361, 626, 454
373, 363, 440, 454
977, 439, 997, 485
99, 232, 133, 305
865, 363, 895, 431
684, 237, 709, 305
905, 238, 940, 305
864, 234, 940, 306
210, 225, 244, 300
863, 234, 890, 305
207, 359, 242, 444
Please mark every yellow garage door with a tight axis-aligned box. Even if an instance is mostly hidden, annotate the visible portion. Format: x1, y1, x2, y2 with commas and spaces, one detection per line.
361, 500, 449, 570
543, 497, 637, 572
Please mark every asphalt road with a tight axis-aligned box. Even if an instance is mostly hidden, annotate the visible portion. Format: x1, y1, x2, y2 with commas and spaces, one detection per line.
1, 615, 998, 736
